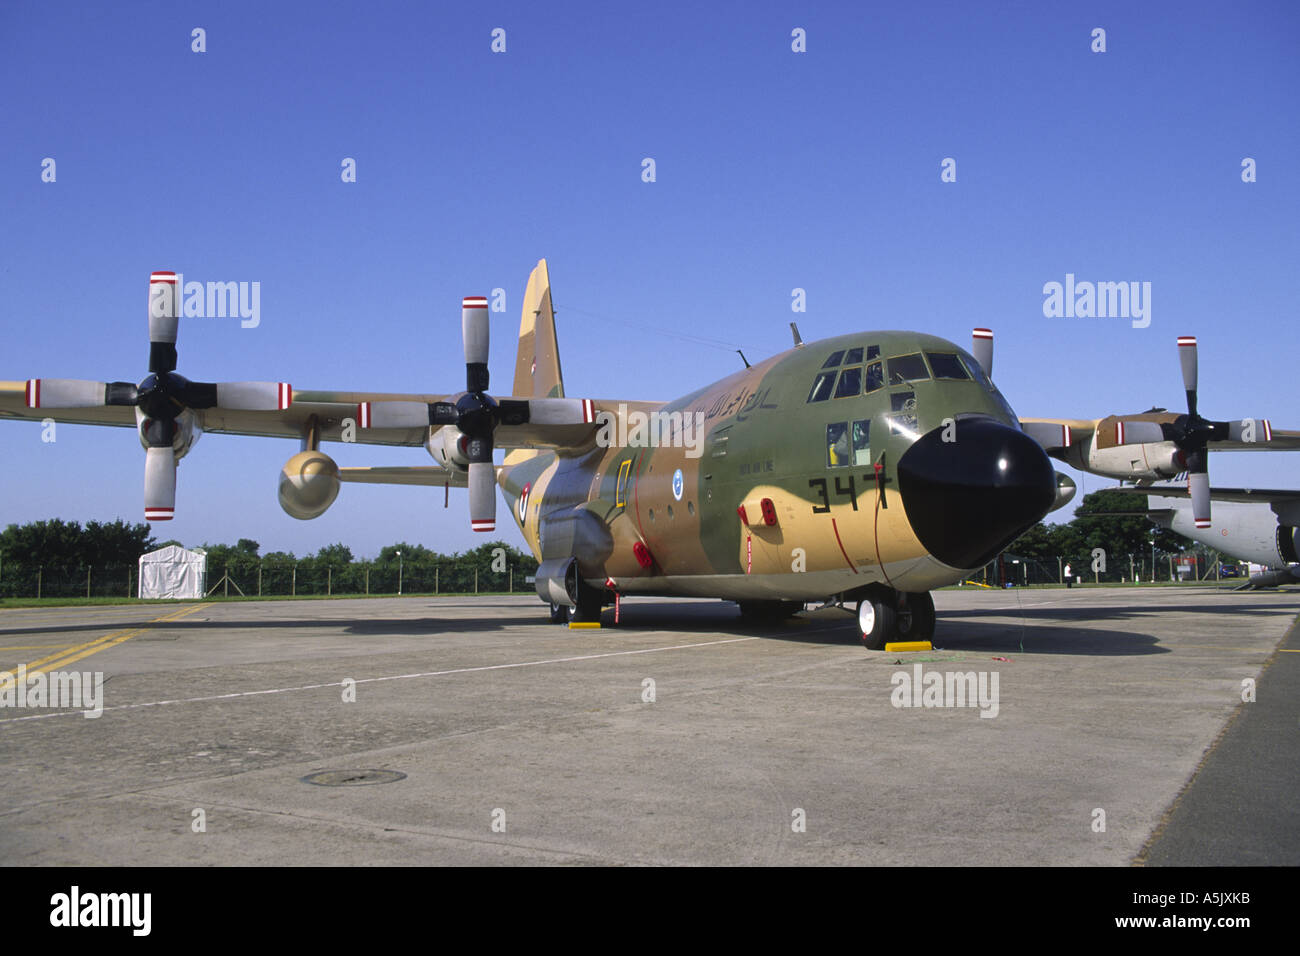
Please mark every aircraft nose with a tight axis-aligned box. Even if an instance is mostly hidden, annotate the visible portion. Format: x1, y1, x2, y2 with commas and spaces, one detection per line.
896, 418, 1057, 569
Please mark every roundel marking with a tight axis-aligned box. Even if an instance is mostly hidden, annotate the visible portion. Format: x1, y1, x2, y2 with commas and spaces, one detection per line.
672, 469, 684, 501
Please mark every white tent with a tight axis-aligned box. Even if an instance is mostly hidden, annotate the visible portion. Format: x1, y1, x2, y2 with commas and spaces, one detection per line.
138, 545, 207, 599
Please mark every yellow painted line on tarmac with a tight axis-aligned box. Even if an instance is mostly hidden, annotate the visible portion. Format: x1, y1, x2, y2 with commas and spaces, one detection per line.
0, 604, 205, 690
0, 644, 77, 652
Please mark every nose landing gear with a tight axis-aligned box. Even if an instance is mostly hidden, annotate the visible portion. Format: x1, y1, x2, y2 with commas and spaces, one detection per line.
858, 589, 935, 649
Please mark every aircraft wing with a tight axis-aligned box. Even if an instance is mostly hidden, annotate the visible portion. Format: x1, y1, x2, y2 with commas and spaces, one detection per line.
1208, 429, 1300, 452
338, 466, 471, 487
1110, 484, 1300, 505
0, 382, 436, 447
0, 382, 639, 450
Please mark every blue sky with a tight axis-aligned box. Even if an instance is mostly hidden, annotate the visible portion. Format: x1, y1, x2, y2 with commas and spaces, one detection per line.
2, 0, 1298, 558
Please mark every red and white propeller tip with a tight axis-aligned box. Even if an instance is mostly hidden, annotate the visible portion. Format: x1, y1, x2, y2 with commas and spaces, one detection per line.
971, 328, 993, 378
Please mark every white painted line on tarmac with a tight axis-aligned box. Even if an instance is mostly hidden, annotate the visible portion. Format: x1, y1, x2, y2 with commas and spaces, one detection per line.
0, 636, 759, 725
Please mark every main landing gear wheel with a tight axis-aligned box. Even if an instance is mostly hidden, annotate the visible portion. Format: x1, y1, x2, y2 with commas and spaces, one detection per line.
548, 601, 568, 624
858, 599, 896, 650
895, 591, 936, 643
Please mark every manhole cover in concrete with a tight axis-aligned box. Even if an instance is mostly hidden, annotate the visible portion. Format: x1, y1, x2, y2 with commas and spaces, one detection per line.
302, 769, 407, 786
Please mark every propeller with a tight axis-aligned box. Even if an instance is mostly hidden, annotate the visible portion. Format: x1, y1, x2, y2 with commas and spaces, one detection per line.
25, 271, 292, 521
1108, 336, 1271, 529
358, 295, 596, 533
971, 328, 993, 379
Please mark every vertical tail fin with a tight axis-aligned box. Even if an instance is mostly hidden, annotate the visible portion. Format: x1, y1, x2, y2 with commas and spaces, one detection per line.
512, 259, 565, 400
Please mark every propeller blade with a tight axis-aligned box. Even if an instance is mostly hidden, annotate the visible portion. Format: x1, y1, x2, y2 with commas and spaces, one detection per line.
1227, 418, 1273, 443
1113, 420, 1164, 445
22, 378, 130, 409
467, 461, 496, 532
463, 296, 490, 392
1021, 421, 1071, 450
1177, 335, 1198, 418
148, 271, 180, 373
212, 382, 292, 410
520, 397, 597, 426
356, 401, 431, 429
1187, 468, 1211, 529
971, 328, 993, 379
143, 445, 177, 522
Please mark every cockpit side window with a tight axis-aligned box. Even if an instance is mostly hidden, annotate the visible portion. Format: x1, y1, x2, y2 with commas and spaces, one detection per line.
844, 347, 864, 365
958, 352, 993, 389
826, 422, 849, 467
807, 371, 835, 402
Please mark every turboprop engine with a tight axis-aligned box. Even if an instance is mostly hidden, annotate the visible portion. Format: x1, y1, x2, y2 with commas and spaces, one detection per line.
278, 449, 340, 519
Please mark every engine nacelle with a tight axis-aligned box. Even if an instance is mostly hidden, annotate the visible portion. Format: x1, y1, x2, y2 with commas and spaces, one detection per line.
427, 426, 470, 472
135, 407, 200, 461
1085, 438, 1181, 481
278, 450, 340, 519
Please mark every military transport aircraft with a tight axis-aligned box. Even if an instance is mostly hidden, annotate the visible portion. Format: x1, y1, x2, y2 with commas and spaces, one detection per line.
0, 260, 1283, 648
1116, 485, 1300, 589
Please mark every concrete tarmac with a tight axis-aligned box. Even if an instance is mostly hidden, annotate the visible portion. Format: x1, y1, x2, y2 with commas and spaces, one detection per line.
0, 586, 1295, 865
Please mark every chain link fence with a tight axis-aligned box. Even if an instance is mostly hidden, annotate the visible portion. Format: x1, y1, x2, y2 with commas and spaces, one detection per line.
974, 549, 1226, 587
0, 560, 533, 599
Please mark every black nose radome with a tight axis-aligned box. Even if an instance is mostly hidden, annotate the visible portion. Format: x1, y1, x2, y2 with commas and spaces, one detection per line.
897, 418, 1057, 570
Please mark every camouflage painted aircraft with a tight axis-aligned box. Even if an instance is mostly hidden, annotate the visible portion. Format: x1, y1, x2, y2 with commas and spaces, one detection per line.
12, 260, 1255, 649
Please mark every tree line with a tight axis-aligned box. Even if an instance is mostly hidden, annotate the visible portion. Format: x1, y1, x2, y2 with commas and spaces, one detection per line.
0, 519, 539, 598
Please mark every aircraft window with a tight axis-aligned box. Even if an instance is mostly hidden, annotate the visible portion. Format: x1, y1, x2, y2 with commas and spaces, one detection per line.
821, 350, 845, 369
834, 366, 862, 398
845, 347, 864, 365
867, 345, 880, 360
852, 419, 871, 466
827, 422, 850, 467
888, 391, 918, 436
807, 371, 835, 403
864, 361, 884, 393
887, 353, 930, 384
926, 352, 970, 381
959, 353, 993, 388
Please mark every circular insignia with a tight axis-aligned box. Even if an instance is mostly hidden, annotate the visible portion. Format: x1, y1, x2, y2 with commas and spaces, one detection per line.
672, 468, 684, 501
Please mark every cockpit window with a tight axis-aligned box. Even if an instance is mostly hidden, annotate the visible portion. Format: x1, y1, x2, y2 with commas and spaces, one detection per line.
807, 371, 835, 402
888, 391, 919, 436
844, 347, 864, 365
821, 350, 845, 369
864, 361, 884, 393
834, 366, 862, 398
866, 345, 880, 360
926, 352, 970, 381
958, 352, 992, 388
887, 353, 930, 384
852, 419, 871, 465
827, 422, 849, 467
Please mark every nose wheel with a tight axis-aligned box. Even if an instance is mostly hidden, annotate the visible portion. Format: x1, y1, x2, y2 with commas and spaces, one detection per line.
858, 590, 934, 649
